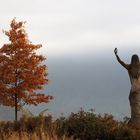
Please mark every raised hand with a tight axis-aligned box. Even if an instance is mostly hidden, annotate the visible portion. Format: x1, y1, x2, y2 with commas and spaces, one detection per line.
114, 48, 118, 55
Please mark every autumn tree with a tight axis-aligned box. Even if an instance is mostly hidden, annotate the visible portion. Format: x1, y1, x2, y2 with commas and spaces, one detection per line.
0, 19, 53, 120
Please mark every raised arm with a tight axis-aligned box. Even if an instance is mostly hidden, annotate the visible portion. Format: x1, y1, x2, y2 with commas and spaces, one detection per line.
114, 48, 129, 70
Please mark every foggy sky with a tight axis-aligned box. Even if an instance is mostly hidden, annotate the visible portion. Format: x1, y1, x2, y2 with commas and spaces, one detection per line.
0, 0, 140, 120
0, 49, 134, 120
1, 0, 140, 55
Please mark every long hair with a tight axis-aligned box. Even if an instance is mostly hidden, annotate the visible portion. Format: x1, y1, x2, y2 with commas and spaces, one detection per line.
129, 54, 140, 78
131, 54, 139, 65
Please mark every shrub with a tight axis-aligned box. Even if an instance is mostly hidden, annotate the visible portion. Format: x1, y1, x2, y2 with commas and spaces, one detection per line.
1, 110, 140, 140
56, 110, 140, 140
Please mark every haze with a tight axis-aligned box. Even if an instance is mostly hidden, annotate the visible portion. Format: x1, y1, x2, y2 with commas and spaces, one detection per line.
0, 0, 140, 120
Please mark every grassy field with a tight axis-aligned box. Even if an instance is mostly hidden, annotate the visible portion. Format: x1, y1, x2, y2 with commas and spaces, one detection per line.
0, 110, 140, 140
1, 132, 76, 140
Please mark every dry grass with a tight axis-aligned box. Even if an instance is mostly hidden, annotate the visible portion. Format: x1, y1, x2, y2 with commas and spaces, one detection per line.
1, 132, 77, 140
0, 115, 78, 140
1, 110, 140, 140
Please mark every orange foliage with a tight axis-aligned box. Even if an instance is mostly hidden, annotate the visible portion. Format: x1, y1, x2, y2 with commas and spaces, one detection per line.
0, 19, 53, 110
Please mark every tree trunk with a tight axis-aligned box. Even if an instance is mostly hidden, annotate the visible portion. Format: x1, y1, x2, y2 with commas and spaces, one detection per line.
129, 79, 140, 125
15, 69, 18, 121
15, 93, 18, 121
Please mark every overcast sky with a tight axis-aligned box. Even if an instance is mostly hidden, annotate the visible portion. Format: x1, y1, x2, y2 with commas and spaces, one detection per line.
0, 0, 140, 120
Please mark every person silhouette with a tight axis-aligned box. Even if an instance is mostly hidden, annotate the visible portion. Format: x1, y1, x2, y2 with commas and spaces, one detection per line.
114, 48, 140, 125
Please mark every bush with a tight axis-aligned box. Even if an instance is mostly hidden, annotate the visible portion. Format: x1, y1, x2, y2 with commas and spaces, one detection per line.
56, 110, 140, 140
1, 110, 140, 140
